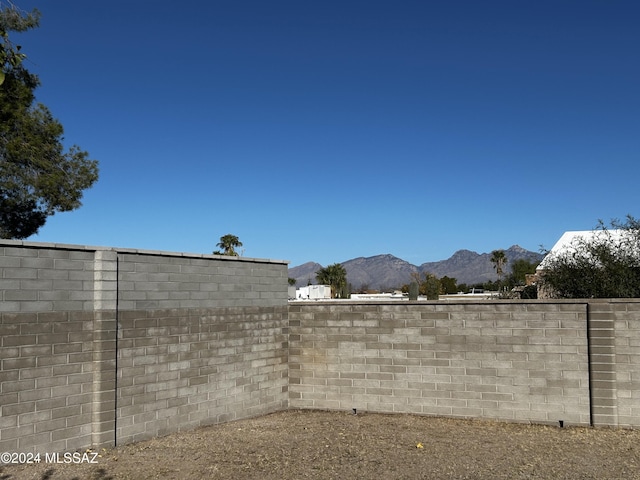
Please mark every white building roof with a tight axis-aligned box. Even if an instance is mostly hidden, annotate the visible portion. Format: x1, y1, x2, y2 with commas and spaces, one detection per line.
537, 230, 626, 271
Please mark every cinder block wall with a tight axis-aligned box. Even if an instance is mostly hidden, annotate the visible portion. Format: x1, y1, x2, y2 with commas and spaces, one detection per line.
289, 302, 593, 426
0, 308, 102, 454
115, 252, 288, 445
0, 241, 289, 453
3, 239, 640, 456
599, 299, 640, 427
0, 243, 117, 454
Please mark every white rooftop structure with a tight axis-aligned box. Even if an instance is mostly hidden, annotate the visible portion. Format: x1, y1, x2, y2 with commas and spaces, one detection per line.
537, 229, 627, 271
293, 284, 332, 300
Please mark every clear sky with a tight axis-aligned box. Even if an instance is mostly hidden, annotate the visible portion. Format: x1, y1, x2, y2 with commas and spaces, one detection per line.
11, 0, 640, 267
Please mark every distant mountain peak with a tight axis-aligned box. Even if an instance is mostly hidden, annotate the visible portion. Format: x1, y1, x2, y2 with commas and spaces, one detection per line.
289, 247, 544, 290
449, 249, 479, 259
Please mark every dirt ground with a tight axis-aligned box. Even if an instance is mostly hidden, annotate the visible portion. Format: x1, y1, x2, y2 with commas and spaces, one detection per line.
2, 409, 640, 480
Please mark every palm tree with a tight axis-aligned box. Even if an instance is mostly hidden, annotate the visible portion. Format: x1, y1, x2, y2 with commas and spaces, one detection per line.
315, 263, 347, 298
214, 234, 243, 256
490, 249, 508, 284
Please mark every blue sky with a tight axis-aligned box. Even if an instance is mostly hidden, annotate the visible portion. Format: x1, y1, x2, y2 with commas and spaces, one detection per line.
11, 0, 640, 267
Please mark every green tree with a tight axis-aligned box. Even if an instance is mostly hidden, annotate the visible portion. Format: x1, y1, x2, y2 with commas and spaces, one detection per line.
439, 276, 458, 294
422, 273, 440, 300
213, 234, 243, 256
315, 263, 347, 298
1, 4, 98, 238
540, 216, 640, 298
402, 271, 441, 300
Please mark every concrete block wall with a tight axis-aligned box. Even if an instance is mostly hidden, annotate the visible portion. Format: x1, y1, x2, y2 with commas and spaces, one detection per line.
0, 243, 97, 313
116, 306, 288, 445
3, 238, 640, 456
0, 241, 289, 453
114, 250, 289, 444
289, 302, 592, 426
0, 310, 104, 454
0, 242, 117, 454
606, 300, 640, 427
117, 251, 286, 310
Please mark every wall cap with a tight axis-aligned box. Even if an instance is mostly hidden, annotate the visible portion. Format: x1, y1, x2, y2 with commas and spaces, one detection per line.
0, 240, 289, 265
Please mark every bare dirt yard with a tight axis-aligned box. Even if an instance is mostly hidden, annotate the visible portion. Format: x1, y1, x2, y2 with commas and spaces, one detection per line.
2, 409, 640, 480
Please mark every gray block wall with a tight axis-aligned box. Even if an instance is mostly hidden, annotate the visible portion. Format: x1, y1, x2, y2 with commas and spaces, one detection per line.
289, 302, 593, 426
0, 309, 102, 453
116, 306, 288, 445
115, 250, 288, 445
0, 241, 289, 453
3, 239, 640, 456
599, 299, 640, 427
117, 250, 286, 310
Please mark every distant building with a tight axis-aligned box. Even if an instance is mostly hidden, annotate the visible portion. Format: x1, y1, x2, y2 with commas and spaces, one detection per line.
293, 285, 332, 300
536, 230, 626, 273
535, 229, 627, 298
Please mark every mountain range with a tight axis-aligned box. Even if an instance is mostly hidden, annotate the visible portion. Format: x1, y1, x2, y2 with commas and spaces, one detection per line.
288, 245, 544, 291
